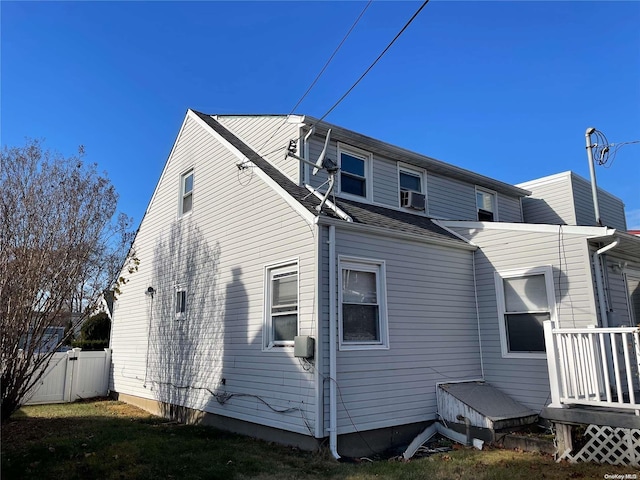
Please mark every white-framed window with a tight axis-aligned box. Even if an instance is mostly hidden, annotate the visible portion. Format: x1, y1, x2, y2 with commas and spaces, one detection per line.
264, 260, 299, 348
398, 164, 426, 211
494, 266, 556, 358
180, 169, 194, 216
625, 270, 640, 325
338, 144, 371, 199
175, 287, 187, 320
339, 257, 389, 350
476, 187, 497, 221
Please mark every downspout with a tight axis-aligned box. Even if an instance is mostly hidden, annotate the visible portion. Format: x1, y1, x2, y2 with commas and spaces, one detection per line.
328, 224, 340, 459
472, 250, 485, 379
593, 239, 619, 327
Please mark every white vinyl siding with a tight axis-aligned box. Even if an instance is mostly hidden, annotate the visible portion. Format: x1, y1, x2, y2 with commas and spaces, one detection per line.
215, 115, 302, 183
518, 172, 627, 229
326, 228, 481, 434
110, 113, 317, 436
444, 224, 598, 411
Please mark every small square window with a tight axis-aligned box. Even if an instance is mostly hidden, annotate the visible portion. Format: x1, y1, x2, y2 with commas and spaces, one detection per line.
180, 170, 194, 216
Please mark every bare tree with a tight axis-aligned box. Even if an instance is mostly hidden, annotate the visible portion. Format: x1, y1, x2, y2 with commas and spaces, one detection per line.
0, 139, 135, 421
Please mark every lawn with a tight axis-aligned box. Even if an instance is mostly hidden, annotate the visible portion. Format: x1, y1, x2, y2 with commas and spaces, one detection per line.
1, 399, 637, 480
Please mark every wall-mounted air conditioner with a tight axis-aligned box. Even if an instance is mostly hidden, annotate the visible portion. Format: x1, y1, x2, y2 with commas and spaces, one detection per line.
401, 190, 426, 211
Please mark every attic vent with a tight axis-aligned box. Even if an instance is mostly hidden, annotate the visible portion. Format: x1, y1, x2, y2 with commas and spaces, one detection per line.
401, 191, 426, 210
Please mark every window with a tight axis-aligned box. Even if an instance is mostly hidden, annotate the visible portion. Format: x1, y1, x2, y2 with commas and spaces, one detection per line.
339, 145, 370, 198
495, 266, 555, 357
175, 288, 187, 319
476, 187, 496, 221
399, 165, 426, 211
264, 261, 298, 348
625, 271, 640, 325
180, 169, 194, 216
339, 257, 388, 350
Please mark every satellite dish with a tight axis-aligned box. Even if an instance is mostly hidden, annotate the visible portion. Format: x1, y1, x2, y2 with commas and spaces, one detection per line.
312, 129, 332, 175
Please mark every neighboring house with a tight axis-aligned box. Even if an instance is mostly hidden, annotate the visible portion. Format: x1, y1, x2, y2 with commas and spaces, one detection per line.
109, 110, 640, 460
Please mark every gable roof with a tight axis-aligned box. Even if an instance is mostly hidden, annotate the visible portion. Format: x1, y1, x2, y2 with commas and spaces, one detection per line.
191, 110, 467, 247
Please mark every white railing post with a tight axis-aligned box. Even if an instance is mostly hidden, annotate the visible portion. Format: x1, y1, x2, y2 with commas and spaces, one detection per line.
544, 320, 563, 408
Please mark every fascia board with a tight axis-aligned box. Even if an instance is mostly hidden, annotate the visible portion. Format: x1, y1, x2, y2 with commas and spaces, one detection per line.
188, 110, 316, 227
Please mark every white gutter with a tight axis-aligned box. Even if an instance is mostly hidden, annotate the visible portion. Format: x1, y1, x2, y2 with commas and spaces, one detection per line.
328, 224, 340, 459
593, 239, 619, 327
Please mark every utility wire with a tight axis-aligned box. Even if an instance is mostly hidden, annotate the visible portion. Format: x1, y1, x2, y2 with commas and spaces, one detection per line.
313, 0, 430, 125
257, 1, 374, 154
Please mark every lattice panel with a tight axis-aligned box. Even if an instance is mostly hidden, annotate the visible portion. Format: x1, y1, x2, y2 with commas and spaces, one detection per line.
560, 425, 640, 468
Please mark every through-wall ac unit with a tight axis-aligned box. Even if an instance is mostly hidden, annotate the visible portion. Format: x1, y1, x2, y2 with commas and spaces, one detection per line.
401, 190, 426, 210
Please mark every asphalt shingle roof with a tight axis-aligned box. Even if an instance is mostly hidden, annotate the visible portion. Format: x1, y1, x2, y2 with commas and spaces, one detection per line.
193, 110, 466, 245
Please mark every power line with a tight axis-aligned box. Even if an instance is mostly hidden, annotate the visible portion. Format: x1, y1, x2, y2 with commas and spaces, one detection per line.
313, 0, 430, 125
257, 1, 373, 154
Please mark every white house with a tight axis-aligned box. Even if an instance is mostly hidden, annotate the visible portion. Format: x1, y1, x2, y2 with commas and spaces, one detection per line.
109, 110, 640, 461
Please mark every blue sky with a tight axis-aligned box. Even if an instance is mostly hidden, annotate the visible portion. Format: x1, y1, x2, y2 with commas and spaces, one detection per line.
3, 1, 639, 228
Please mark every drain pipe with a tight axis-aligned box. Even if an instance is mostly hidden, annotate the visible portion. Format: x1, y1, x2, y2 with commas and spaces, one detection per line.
328, 225, 340, 459
593, 239, 619, 327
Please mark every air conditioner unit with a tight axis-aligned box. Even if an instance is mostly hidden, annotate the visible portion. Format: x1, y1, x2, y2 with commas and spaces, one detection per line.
401, 190, 426, 210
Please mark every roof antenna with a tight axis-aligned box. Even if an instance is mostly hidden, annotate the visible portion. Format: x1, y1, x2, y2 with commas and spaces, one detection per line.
286, 129, 338, 212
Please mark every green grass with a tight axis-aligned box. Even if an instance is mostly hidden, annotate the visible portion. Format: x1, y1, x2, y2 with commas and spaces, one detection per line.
2, 399, 637, 479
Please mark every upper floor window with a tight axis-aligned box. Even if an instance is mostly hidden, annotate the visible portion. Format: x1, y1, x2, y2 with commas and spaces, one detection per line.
180, 169, 194, 216
399, 165, 426, 211
338, 145, 371, 199
495, 266, 555, 358
339, 257, 389, 350
476, 187, 496, 221
264, 261, 299, 348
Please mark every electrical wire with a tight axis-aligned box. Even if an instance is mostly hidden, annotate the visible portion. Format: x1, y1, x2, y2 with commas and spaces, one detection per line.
313, 0, 430, 125
591, 129, 640, 168
256, 1, 374, 154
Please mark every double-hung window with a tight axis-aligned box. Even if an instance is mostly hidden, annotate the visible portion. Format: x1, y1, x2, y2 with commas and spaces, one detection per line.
339, 145, 370, 199
495, 266, 555, 358
399, 165, 426, 211
264, 261, 298, 348
476, 187, 496, 221
180, 169, 194, 216
339, 257, 388, 350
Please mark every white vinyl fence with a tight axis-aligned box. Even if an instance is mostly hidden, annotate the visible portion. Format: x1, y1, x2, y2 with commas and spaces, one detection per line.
24, 348, 111, 405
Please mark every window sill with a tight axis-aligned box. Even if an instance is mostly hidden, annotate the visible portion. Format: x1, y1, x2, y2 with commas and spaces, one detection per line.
339, 343, 389, 352
501, 351, 547, 360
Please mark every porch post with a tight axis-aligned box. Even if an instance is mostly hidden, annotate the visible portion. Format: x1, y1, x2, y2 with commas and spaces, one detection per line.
544, 321, 563, 408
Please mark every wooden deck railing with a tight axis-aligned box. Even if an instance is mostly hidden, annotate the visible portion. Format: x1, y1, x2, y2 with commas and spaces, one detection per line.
543, 321, 640, 414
